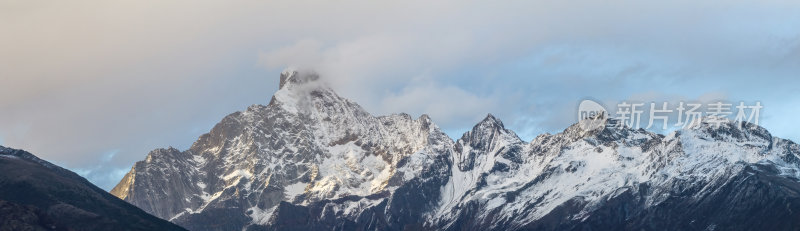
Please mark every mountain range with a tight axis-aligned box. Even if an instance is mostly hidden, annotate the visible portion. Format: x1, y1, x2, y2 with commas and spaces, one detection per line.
107, 70, 800, 231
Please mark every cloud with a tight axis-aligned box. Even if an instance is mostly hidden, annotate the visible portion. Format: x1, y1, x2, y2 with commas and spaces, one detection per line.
380, 83, 500, 130
259, 39, 325, 70
1, 0, 799, 189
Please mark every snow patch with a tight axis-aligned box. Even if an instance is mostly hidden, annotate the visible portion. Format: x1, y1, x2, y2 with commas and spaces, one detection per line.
247, 206, 276, 225
284, 182, 308, 200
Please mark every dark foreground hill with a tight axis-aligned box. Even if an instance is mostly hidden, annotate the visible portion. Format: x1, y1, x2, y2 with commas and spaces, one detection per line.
0, 145, 186, 231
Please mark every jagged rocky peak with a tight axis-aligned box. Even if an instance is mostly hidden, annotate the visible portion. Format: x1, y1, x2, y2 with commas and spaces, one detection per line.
477, 113, 503, 128
269, 67, 352, 116
454, 114, 525, 171
561, 117, 657, 145
460, 114, 523, 146
417, 113, 434, 127
471, 114, 508, 134
686, 117, 772, 143
144, 146, 183, 163
279, 67, 320, 89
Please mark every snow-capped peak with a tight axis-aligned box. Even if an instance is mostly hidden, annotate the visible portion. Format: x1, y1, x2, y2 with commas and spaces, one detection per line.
476, 114, 516, 135
685, 117, 772, 143
477, 113, 503, 128
278, 67, 320, 90
270, 68, 337, 115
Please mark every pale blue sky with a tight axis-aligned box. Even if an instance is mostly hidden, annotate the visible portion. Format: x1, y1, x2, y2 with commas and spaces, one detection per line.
1, 0, 799, 190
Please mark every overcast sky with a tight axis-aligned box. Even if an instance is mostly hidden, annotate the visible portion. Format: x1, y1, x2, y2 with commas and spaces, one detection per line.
2, 0, 799, 190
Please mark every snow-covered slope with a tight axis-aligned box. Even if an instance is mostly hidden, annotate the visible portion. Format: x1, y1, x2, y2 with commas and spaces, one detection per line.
112, 70, 800, 231
432, 116, 800, 230
111, 70, 453, 230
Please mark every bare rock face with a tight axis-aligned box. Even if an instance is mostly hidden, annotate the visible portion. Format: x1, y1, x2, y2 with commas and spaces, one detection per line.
113, 70, 800, 231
